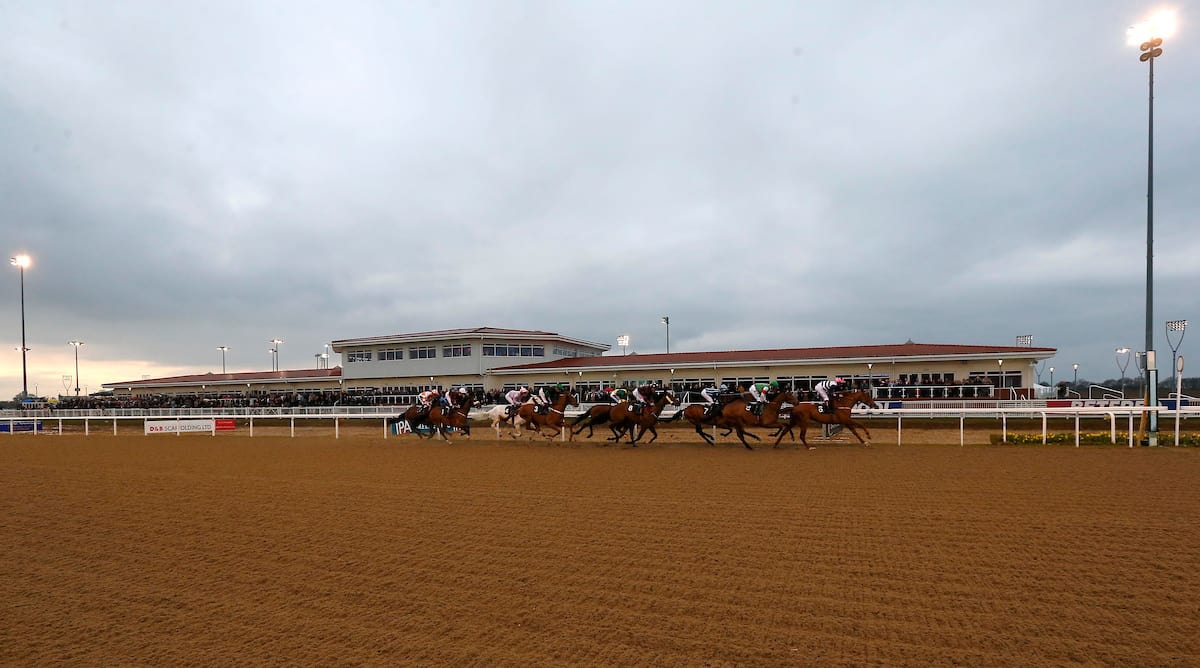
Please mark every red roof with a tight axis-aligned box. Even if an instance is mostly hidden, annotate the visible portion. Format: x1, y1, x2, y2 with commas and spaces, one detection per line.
108, 367, 343, 387
493, 342, 1057, 370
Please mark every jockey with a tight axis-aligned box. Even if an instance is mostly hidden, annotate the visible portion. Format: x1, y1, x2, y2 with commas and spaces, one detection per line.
632, 384, 655, 405
700, 383, 726, 418
608, 387, 628, 404
504, 386, 530, 416
447, 387, 470, 408
747, 381, 780, 415
814, 377, 846, 413
418, 389, 440, 414
535, 383, 565, 411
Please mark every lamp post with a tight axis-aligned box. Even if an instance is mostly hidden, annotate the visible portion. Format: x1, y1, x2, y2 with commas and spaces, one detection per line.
997, 359, 1004, 397
217, 346, 229, 374
661, 316, 670, 354
68, 340, 83, 396
10, 255, 30, 398
269, 338, 283, 372
1049, 366, 1054, 387
1166, 319, 1187, 386
1129, 9, 1177, 444
1116, 347, 1131, 393
1073, 363, 1079, 388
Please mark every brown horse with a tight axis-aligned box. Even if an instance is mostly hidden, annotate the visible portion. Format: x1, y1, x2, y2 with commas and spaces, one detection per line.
430, 390, 474, 438
387, 390, 473, 442
773, 389, 877, 448
680, 390, 796, 449
607, 391, 682, 445
572, 403, 616, 438
511, 388, 579, 440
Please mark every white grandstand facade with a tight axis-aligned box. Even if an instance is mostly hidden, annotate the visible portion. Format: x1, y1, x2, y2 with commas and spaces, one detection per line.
104, 326, 1057, 403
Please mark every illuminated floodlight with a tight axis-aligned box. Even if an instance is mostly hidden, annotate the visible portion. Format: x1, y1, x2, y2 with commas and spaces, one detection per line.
1127, 9, 1179, 46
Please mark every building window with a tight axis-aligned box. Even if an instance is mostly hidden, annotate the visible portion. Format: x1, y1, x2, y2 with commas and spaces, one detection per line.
442, 344, 472, 358
408, 346, 437, 359
347, 351, 372, 363
483, 344, 545, 357
378, 349, 404, 361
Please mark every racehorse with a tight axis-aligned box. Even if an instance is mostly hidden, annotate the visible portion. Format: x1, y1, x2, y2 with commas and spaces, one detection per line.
606, 390, 682, 445
571, 403, 616, 438
680, 390, 797, 449
386, 390, 473, 442
432, 390, 474, 438
486, 402, 526, 436
772, 389, 877, 448
511, 388, 579, 440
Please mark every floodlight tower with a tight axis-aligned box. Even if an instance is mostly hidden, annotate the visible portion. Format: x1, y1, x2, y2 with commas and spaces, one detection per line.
1128, 8, 1178, 444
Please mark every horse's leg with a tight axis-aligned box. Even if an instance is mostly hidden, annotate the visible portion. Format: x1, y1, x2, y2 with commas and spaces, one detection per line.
643, 425, 658, 444
799, 418, 814, 450
691, 420, 715, 445
735, 423, 754, 450
607, 422, 625, 442
843, 418, 870, 445
773, 421, 792, 447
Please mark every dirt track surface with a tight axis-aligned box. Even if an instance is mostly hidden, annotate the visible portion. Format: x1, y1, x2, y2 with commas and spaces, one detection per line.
3, 433, 1199, 666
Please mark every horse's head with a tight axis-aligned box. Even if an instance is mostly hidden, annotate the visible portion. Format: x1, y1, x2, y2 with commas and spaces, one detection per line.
566, 389, 579, 407
658, 390, 680, 406
774, 390, 797, 405
848, 390, 877, 409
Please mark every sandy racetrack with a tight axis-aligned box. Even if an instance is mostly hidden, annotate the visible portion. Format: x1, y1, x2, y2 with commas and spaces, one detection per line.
2, 431, 1198, 666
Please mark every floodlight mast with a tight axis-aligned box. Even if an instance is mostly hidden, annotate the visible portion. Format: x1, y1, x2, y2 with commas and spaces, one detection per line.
1127, 8, 1177, 445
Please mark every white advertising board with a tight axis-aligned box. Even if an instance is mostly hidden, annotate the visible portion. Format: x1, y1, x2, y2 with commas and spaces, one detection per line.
145, 419, 216, 434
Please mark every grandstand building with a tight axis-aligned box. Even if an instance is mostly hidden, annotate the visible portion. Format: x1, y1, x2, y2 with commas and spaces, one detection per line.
104, 326, 1057, 403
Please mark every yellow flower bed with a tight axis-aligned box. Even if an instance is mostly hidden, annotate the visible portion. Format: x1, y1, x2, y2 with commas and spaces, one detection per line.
995, 432, 1200, 445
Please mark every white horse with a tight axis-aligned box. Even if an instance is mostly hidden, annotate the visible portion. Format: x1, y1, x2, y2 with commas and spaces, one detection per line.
485, 401, 529, 437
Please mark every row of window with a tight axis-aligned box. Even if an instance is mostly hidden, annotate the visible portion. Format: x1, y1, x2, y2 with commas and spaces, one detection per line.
346, 342, 551, 362
483, 344, 544, 357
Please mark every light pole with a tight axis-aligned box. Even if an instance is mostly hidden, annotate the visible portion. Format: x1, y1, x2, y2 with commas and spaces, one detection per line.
1116, 347, 1131, 393
269, 338, 283, 372
68, 340, 83, 396
1073, 363, 1079, 388
1129, 9, 1176, 444
10, 255, 30, 398
1049, 366, 1054, 387
217, 346, 229, 374
661, 316, 670, 354
1166, 319, 1187, 386
997, 359, 1004, 397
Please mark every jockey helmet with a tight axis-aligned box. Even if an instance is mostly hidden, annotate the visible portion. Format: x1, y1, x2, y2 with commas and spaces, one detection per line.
835, 377, 845, 384
719, 384, 728, 391
556, 383, 564, 389
770, 381, 780, 390
519, 386, 528, 393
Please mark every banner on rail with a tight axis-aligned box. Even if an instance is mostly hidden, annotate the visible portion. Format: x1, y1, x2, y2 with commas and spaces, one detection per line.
145, 419, 236, 434
1046, 399, 1142, 408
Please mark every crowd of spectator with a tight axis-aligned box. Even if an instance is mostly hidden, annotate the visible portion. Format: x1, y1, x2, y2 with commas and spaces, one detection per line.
32, 375, 1008, 412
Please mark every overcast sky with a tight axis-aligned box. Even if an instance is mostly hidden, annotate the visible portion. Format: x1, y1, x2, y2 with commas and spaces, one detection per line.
2, 1, 1198, 397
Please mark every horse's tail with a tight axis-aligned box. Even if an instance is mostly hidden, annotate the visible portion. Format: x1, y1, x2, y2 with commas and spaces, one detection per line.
665, 408, 685, 422
572, 412, 591, 426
